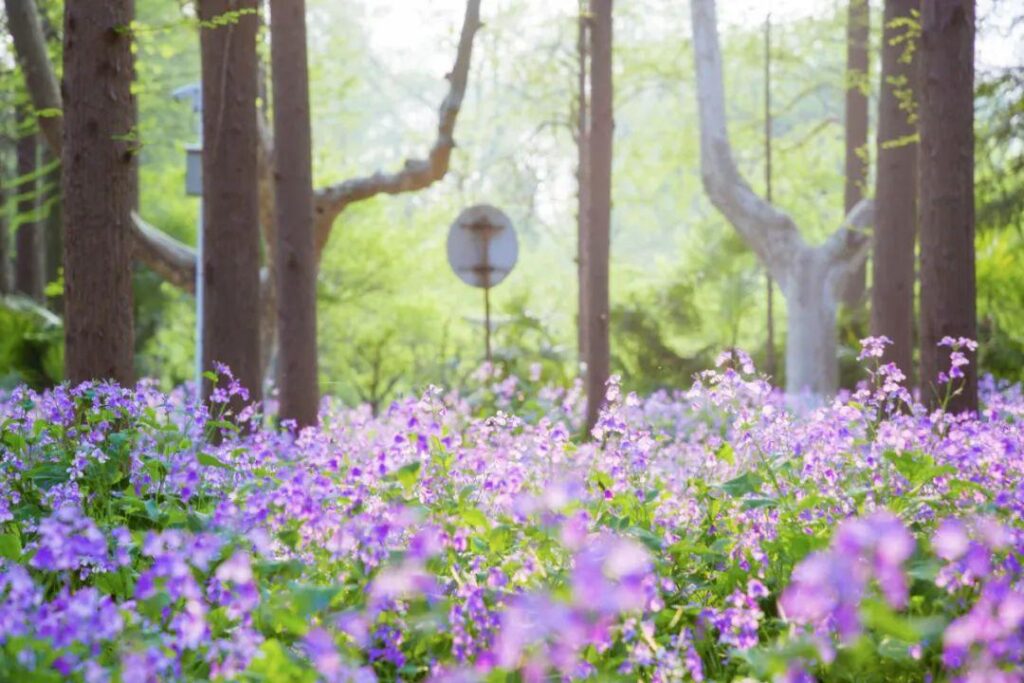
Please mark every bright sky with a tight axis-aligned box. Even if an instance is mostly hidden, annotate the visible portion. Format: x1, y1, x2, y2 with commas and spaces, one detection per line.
361, 0, 1023, 73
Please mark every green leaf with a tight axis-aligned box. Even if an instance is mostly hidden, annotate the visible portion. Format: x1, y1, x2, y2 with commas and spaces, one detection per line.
883, 450, 956, 488
591, 470, 614, 492
197, 452, 231, 469
720, 472, 763, 498
0, 533, 22, 560
860, 599, 919, 642
742, 496, 778, 510
460, 506, 489, 530
907, 559, 942, 582
715, 443, 735, 465
629, 526, 664, 551
393, 461, 422, 490
289, 583, 340, 617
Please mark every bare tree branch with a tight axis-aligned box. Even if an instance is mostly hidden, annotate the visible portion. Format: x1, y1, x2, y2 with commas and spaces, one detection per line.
822, 196, 874, 266
9, 0, 482, 292
822, 197, 874, 297
6, 0, 204, 289
130, 212, 197, 293
311, 0, 483, 258
4, 0, 63, 155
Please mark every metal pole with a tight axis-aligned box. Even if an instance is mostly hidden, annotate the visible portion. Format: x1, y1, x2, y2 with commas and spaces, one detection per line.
482, 222, 492, 365
484, 286, 492, 364
764, 13, 777, 381
195, 202, 204, 396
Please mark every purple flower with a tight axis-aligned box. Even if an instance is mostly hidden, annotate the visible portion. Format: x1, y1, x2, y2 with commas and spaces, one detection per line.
858, 336, 892, 361
304, 628, 344, 678
933, 519, 970, 561
571, 533, 654, 614
780, 511, 914, 644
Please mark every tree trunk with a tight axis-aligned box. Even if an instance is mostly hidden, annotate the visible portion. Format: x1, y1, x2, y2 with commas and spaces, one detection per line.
4, 0, 63, 157
42, 145, 63, 313
918, 0, 977, 412
62, 0, 136, 386
15, 113, 45, 303
783, 250, 839, 396
576, 4, 590, 371
0, 149, 9, 295
269, 0, 319, 427
871, 0, 918, 379
584, 0, 612, 433
199, 0, 263, 407
840, 0, 870, 307
691, 0, 873, 401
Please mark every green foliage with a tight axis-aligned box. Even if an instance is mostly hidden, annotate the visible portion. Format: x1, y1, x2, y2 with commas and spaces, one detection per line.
3, 0, 1024, 398
0, 296, 63, 390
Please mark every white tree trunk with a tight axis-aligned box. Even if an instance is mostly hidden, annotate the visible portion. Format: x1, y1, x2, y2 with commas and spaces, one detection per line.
691, 0, 873, 401
783, 250, 839, 396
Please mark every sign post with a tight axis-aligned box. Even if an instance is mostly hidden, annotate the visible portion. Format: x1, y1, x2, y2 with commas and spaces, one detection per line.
172, 83, 204, 393
446, 205, 518, 363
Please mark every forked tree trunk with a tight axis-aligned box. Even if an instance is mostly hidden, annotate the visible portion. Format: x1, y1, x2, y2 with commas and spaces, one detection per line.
62, 0, 136, 385
269, 0, 319, 427
584, 0, 612, 432
199, 0, 263, 407
691, 0, 873, 399
871, 0, 918, 379
918, 0, 977, 412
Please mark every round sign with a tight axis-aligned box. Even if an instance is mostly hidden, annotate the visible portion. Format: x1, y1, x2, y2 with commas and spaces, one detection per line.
446, 205, 518, 289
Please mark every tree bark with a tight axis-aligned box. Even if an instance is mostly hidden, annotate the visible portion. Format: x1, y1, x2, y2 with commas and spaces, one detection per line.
269, 0, 319, 427
9, 0, 482, 395
840, 0, 870, 307
199, 0, 263, 407
42, 144, 63, 313
871, 0, 918, 379
919, 0, 977, 412
4, 0, 63, 157
576, 5, 590, 371
15, 109, 45, 303
62, 0, 136, 385
784, 250, 839, 396
691, 0, 874, 398
584, 0, 612, 433
0, 148, 9, 295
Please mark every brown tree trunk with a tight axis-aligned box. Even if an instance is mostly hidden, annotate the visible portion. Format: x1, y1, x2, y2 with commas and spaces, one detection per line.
4, 0, 63, 157
15, 111, 45, 303
42, 145, 63, 313
871, 0, 918, 379
269, 0, 319, 427
199, 0, 263, 407
918, 0, 976, 413
576, 4, 590, 371
0, 149, 9, 295
62, 0, 136, 386
584, 0, 612, 433
840, 0, 870, 307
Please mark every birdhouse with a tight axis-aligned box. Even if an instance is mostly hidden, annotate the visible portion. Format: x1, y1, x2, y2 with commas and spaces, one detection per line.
185, 143, 203, 197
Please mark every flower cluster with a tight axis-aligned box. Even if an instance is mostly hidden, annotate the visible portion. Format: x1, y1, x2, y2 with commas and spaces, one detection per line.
0, 343, 1020, 681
